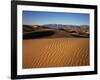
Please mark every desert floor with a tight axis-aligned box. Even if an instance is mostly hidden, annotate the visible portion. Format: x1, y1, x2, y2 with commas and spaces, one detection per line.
23, 38, 89, 69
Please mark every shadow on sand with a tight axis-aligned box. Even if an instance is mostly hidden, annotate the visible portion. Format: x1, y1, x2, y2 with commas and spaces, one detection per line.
23, 31, 55, 39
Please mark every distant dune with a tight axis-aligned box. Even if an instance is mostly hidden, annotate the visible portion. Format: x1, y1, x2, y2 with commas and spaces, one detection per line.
23, 38, 89, 68
23, 25, 89, 39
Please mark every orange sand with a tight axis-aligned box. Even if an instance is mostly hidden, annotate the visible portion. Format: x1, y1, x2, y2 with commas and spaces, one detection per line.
23, 38, 89, 68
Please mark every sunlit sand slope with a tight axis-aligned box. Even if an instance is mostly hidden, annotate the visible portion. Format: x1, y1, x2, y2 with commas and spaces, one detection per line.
23, 38, 89, 68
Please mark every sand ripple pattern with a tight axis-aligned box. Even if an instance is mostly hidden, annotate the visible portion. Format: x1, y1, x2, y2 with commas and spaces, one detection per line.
23, 38, 89, 68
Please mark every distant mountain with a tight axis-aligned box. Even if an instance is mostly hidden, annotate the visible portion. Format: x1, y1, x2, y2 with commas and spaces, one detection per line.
43, 24, 89, 29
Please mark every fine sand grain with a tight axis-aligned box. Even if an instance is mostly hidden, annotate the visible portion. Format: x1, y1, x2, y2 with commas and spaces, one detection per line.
23, 38, 89, 68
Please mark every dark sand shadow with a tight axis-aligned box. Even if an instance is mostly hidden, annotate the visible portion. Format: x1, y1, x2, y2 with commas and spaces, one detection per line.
23, 31, 55, 39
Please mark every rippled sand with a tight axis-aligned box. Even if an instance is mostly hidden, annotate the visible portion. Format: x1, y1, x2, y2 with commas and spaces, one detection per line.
23, 38, 89, 68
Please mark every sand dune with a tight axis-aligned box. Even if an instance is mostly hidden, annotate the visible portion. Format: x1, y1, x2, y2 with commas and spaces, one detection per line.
23, 38, 89, 68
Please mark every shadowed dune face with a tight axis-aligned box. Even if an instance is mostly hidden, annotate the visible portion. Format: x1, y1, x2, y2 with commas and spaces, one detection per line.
23, 30, 55, 39
23, 38, 89, 69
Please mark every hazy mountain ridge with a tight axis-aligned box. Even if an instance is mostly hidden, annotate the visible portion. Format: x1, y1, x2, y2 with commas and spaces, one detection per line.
43, 24, 89, 30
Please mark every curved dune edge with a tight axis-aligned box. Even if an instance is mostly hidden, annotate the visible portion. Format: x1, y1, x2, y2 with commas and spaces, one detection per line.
23, 38, 89, 68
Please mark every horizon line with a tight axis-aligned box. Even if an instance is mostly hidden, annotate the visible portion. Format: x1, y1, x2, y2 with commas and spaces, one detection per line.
23, 24, 89, 26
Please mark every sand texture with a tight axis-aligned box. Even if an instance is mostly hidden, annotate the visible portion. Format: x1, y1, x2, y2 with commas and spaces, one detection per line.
23, 38, 89, 68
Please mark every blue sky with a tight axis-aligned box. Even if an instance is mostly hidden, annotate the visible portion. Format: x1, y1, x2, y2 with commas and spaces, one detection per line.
23, 11, 90, 26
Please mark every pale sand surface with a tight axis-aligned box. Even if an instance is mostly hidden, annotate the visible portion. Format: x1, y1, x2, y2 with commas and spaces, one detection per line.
23, 38, 89, 68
